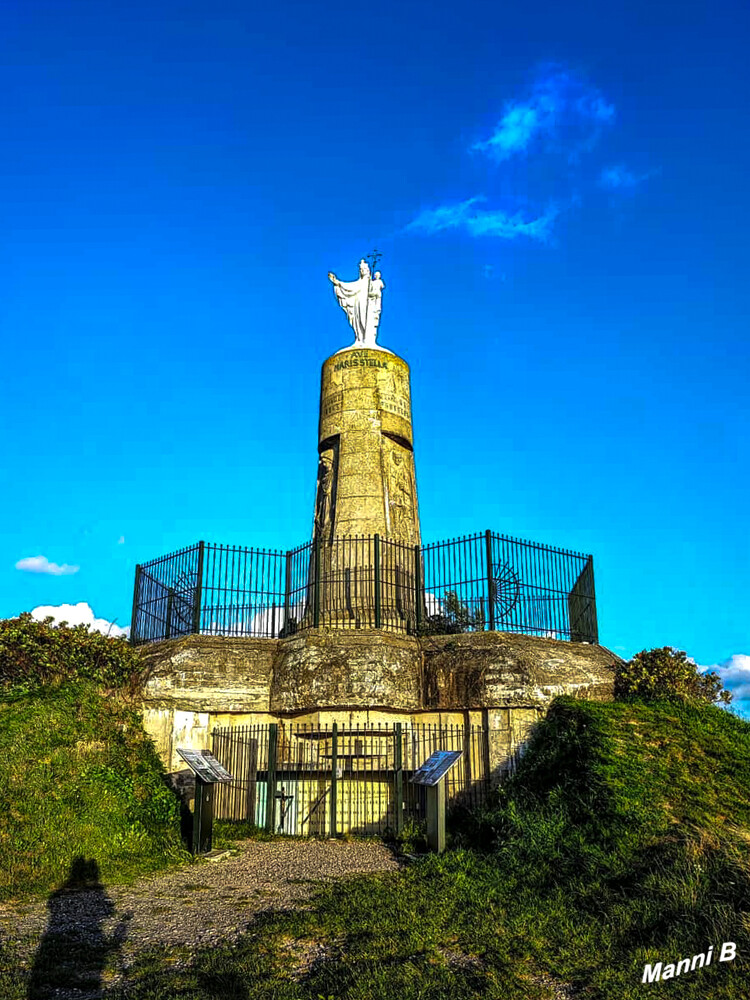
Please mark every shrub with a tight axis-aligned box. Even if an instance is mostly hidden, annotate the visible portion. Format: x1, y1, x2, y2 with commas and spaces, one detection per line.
0, 612, 146, 695
417, 590, 486, 636
614, 646, 731, 705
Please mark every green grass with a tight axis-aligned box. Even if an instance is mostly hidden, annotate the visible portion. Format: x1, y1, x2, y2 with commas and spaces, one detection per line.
117, 698, 750, 999
3, 693, 750, 998
0, 680, 189, 901
465, 696, 750, 997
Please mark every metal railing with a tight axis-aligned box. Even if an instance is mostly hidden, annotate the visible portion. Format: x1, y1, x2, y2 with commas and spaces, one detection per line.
131, 530, 597, 645
210, 720, 492, 838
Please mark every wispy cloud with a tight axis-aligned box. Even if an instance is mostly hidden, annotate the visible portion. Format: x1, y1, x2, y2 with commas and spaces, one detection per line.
31, 602, 129, 637
405, 196, 558, 243
471, 64, 615, 162
400, 63, 633, 248
400, 63, 655, 252
16, 555, 79, 576
117, 535, 125, 545
599, 164, 659, 191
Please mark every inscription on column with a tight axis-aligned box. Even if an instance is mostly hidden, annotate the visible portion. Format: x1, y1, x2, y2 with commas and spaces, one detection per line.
321, 391, 344, 418
379, 393, 411, 420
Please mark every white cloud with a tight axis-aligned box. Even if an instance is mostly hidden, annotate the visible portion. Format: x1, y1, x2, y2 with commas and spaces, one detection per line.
424, 592, 442, 616
31, 602, 129, 638
702, 653, 750, 702
117, 536, 125, 545
16, 555, 80, 576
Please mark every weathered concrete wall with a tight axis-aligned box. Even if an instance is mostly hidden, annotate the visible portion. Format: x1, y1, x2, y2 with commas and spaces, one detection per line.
138, 630, 619, 773
139, 635, 277, 769
139, 634, 276, 712
270, 628, 422, 712
419, 632, 617, 709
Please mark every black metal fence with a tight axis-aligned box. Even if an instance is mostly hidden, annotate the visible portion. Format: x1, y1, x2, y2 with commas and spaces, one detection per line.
131, 530, 597, 645
210, 721, 492, 838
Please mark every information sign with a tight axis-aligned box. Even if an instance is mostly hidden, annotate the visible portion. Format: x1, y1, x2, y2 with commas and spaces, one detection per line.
177, 749, 233, 784
411, 750, 463, 787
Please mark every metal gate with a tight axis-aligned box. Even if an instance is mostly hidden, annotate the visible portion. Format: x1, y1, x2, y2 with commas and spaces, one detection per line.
211, 721, 492, 838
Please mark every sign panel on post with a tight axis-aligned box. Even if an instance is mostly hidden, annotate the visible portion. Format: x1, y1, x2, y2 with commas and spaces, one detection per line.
177, 749, 233, 784
177, 749, 233, 855
411, 750, 463, 787
410, 749, 463, 854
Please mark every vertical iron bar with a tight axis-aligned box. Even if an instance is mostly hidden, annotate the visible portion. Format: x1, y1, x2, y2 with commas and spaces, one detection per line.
374, 533, 381, 629
313, 537, 321, 628
588, 555, 598, 643
266, 723, 278, 833
330, 722, 338, 838
193, 541, 205, 635
284, 550, 292, 635
394, 722, 403, 836
485, 530, 495, 631
165, 589, 173, 640
130, 564, 142, 644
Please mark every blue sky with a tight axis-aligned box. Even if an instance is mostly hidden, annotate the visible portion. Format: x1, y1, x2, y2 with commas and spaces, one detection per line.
2, 1, 748, 710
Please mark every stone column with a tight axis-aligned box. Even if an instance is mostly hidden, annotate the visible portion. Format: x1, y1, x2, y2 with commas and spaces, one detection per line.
310, 346, 422, 629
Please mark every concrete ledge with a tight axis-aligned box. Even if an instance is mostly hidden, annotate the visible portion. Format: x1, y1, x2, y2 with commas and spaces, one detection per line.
419, 631, 618, 709
270, 628, 422, 712
137, 631, 619, 771
139, 629, 618, 715
140, 634, 277, 712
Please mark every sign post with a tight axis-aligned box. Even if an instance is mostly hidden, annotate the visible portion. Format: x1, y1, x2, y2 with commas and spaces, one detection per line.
177, 749, 233, 855
410, 749, 463, 854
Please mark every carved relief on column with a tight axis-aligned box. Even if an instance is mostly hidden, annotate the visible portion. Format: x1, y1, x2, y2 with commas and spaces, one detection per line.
382, 436, 418, 545
313, 437, 339, 542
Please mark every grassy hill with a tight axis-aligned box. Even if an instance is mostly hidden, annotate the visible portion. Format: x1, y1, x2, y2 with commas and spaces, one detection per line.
99, 696, 750, 1000
1, 685, 748, 998
464, 696, 750, 996
0, 680, 188, 901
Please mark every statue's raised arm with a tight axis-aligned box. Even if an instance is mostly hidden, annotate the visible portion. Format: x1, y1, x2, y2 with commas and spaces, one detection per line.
328, 258, 384, 348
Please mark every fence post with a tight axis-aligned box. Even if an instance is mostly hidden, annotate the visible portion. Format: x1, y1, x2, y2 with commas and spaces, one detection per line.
130, 564, 142, 645
283, 550, 292, 632
165, 588, 174, 640
266, 723, 278, 833
485, 530, 495, 631
587, 555, 598, 644
193, 541, 205, 635
394, 722, 403, 836
329, 722, 338, 838
374, 534, 381, 629
313, 538, 321, 628
414, 545, 421, 632
481, 708, 492, 794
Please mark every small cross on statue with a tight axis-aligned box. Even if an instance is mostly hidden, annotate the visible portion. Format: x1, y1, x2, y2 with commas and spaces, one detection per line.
366, 247, 383, 276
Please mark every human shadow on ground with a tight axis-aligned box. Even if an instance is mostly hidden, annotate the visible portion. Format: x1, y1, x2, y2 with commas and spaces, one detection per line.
27, 856, 131, 999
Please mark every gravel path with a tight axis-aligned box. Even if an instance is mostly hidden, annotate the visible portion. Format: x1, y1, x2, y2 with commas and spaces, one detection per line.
0, 839, 404, 990
0, 842, 579, 999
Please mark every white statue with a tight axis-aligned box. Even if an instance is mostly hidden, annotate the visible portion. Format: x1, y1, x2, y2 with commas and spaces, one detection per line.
328, 259, 385, 347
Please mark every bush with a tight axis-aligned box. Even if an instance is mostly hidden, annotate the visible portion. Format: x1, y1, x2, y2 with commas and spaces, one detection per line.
614, 646, 731, 705
0, 612, 146, 695
417, 590, 486, 636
